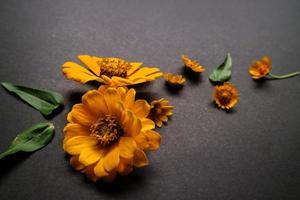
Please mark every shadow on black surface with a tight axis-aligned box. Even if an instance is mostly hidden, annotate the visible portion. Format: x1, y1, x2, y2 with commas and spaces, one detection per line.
92, 170, 148, 196
181, 67, 203, 84
252, 78, 271, 89
209, 101, 237, 114
164, 82, 183, 96
43, 104, 64, 120
0, 152, 31, 182
67, 90, 87, 105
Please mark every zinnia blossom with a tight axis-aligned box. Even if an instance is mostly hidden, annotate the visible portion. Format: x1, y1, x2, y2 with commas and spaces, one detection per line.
182, 54, 205, 73
63, 86, 161, 182
62, 55, 162, 86
213, 82, 239, 110
249, 56, 271, 79
164, 73, 186, 85
249, 56, 300, 80
149, 98, 174, 127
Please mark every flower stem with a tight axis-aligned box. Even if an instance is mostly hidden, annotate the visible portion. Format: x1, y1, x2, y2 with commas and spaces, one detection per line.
268, 71, 300, 80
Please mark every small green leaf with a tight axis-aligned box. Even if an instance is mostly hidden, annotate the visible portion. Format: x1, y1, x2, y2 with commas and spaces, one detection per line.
209, 53, 232, 84
0, 122, 55, 160
1, 82, 64, 115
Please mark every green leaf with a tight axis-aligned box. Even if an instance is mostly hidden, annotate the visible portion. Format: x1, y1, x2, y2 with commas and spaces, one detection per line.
209, 53, 232, 84
1, 82, 64, 115
0, 122, 55, 160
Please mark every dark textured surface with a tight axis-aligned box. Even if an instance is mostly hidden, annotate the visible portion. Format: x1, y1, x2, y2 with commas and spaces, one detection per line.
0, 0, 299, 199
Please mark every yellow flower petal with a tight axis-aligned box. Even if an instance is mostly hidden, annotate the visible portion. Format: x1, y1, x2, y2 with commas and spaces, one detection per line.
124, 88, 136, 108
133, 149, 149, 167
144, 130, 161, 150
94, 159, 109, 178
103, 145, 120, 172
64, 136, 98, 155
118, 137, 137, 159
67, 104, 95, 127
131, 100, 151, 118
78, 55, 100, 76
117, 158, 133, 176
82, 90, 109, 117
141, 119, 155, 131
128, 67, 162, 81
79, 146, 103, 166
70, 156, 85, 171
103, 88, 121, 115
63, 123, 90, 139
62, 61, 102, 84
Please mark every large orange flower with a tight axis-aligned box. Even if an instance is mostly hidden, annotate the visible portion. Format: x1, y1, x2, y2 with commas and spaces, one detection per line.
63, 86, 161, 182
62, 55, 162, 86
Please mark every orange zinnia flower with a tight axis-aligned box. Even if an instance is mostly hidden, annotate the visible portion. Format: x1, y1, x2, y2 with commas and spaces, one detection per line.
249, 56, 271, 79
213, 82, 239, 110
182, 54, 205, 72
164, 73, 186, 85
63, 86, 160, 182
149, 98, 174, 127
62, 55, 162, 86
249, 56, 300, 80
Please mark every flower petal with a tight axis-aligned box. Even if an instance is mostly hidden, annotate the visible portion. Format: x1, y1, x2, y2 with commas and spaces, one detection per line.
64, 136, 98, 155
128, 67, 161, 81
118, 137, 137, 159
70, 156, 85, 171
103, 145, 120, 172
133, 149, 149, 167
131, 100, 151, 118
78, 55, 100, 76
79, 146, 104, 166
67, 104, 95, 127
63, 123, 90, 139
124, 88, 136, 108
144, 130, 161, 150
82, 90, 109, 117
103, 88, 121, 115
141, 119, 155, 131
62, 61, 102, 84
94, 159, 109, 178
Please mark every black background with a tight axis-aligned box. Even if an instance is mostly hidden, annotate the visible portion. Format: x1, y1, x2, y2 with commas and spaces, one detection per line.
0, 0, 299, 199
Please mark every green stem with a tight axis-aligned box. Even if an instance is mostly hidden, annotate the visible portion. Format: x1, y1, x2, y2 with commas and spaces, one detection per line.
268, 71, 300, 80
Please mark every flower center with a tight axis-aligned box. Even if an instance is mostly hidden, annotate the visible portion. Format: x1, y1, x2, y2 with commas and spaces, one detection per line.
98, 58, 132, 78
219, 90, 232, 104
90, 115, 124, 147
258, 65, 268, 75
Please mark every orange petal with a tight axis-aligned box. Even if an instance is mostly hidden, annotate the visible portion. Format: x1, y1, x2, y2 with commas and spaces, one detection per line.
133, 149, 149, 167
77, 55, 100, 76
79, 146, 103, 166
82, 90, 109, 117
131, 100, 151, 118
63, 123, 90, 139
67, 104, 95, 127
64, 136, 98, 155
103, 88, 121, 115
103, 145, 120, 172
94, 159, 109, 178
141, 119, 155, 131
144, 130, 161, 150
118, 137, 137, 159
62, 61, 102, 84
70, 156, 85, 171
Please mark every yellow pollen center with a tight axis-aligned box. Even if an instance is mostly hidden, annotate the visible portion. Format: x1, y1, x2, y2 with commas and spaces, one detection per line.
98, 58, 132, 78
90, 115, 124, 147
